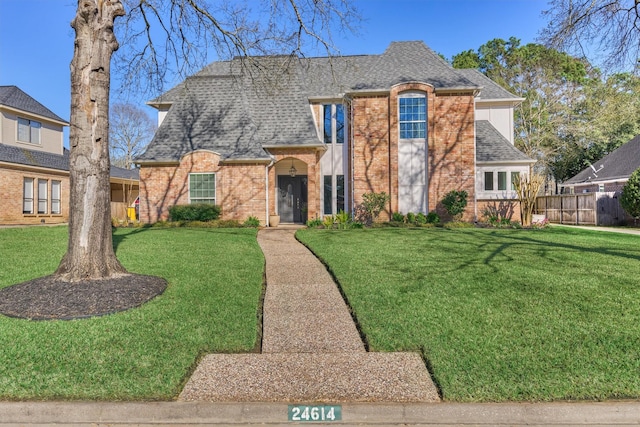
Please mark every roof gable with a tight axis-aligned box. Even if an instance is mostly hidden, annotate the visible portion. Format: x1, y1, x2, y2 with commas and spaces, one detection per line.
564, 134, 640, 184
476, 120, 532, 163
0, 86, 68, 124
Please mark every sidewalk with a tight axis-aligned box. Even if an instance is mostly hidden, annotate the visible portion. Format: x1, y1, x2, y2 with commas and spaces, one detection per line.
552, 223, 640, 235
179, 228, 439, 402
1, 401, 639, 426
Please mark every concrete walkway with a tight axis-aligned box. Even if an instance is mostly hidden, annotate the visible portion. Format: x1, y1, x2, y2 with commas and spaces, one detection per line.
179, 228, 439, 402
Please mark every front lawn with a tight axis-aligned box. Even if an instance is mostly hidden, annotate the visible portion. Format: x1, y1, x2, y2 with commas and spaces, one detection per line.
0, 226, 264, 400
297, 227, 640, 402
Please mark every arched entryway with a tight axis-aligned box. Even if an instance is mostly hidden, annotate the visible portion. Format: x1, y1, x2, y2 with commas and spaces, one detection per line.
276, 158, 308, 223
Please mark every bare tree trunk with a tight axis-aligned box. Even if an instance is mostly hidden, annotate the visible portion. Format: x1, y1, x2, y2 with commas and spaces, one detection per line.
56, 0, 127, 281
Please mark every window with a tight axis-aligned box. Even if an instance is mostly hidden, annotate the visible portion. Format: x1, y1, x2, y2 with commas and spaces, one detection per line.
23, 178, 34, 214
51, 181, 61, 214
498, 172, 507, 191
323, 104, 345, 144
38, 179, 48, 214
399, 95, 426, 139
511, 172, 520, 190
18, 118, 41, 144
189, 173, 216, 204
336, 175, 345, 212
323, 174, 345, 215
323, 175, 332, 215
484, 172, 494, 191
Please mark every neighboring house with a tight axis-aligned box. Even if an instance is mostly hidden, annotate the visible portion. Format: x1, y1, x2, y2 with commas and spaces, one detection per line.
562, 134, 640, 194
0, 86, 139, 225
137, 41, 534, 225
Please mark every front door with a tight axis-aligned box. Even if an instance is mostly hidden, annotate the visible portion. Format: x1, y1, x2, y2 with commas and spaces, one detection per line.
277, 175, 307, 223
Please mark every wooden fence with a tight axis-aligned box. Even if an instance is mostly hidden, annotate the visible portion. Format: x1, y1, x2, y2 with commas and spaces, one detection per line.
535, 192, 628, 226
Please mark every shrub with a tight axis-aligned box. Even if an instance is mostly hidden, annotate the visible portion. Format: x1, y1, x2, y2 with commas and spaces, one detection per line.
406, 212, 416, 224
441, 190, 468, 220
426, 211, 440, 224
415, 212, 427, 224
621, 167, 640, 224
169, 203, 221, 222
306, 218, 323, 228
392, 212, 405, 222
243, 216, 260, 227
323, 215, 335, 229
355, 192, 390, 226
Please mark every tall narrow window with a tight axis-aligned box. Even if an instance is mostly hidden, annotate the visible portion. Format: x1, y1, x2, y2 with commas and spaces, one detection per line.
498, 172, 507, 191
323, 104, 345, 144
511, 172, 520, 190
323, 105, 332, 145
399, 96, 426, 139
17, 118, 41, 144
323, 175, 332, 215
189, 173, 216, 204
51, 180, 61, 214
335, 104, 344, 144
336, 175, 345, 212
38, 179, 48, 214
23, 178, 34, 214
484, 172, 494, 191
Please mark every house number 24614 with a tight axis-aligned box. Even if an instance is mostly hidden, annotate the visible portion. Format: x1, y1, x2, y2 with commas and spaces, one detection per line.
288, 405, 341, 422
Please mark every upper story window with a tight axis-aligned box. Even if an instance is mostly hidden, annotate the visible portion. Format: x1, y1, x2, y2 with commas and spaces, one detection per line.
17, 118, 41, 144
399, 94, 426, 140
323, 104, 344, 144
189, 173, 216, 204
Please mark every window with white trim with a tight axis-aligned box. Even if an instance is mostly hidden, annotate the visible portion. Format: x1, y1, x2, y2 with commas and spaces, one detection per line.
484, 170, 522, 193
38, 179, 48, 214
323, 104, 344, 144
51, 180, 61, 214
399, 95, 426, 139
18, 118, 41, 144
23, 178, 34, 214
189, 173, 216, 204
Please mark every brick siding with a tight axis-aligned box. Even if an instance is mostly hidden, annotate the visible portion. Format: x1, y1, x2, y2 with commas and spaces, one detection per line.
0, 166, 69, 225
139, 151, 268, 224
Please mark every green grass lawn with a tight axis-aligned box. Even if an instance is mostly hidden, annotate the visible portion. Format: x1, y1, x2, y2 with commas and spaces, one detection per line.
0, 226, 264, 400
297, 226, 640, 402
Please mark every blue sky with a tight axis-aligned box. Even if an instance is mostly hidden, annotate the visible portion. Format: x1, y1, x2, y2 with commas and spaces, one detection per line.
0, 0, 548, 146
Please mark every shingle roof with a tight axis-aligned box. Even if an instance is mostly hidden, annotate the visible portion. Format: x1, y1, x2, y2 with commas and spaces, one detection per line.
0, 143, 70, 171
140, 41, 513, 164
0, 143, 139, 180
0, 86, 68, 124
476, 120, 533, 163
455, 69, 522, 101
564, 134, 640, 184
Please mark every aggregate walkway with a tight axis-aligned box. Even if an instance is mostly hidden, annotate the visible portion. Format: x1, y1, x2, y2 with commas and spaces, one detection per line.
179, 227, 440, 402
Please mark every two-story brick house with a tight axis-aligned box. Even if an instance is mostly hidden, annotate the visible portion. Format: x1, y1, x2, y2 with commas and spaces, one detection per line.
137, 41, 533, 225
0, 86, 139, 225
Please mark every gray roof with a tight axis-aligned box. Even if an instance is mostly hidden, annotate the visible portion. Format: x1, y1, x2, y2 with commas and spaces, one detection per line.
476, 120, 533, 163
0, 143, 70, 171
455, 69, 522, 101
140, 41, 511, 163
0, 86, 68, 124
564, 134, 640, 184
0, 143, 139, 180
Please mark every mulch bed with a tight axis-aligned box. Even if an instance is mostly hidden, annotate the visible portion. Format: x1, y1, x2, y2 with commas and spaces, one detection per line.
0, 274, 167, 321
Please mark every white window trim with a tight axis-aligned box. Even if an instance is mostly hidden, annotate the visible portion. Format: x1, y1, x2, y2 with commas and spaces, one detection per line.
477, 166, 527, 199
188, 172, 216, 204
398, 91, 427, 142
17, 117, 41, 144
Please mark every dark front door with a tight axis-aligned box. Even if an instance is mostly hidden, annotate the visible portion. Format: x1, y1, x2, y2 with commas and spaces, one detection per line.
277, 175, 307, 223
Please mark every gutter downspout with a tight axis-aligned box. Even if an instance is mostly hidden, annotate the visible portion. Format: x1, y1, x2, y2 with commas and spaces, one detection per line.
473, 98, 478, 223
